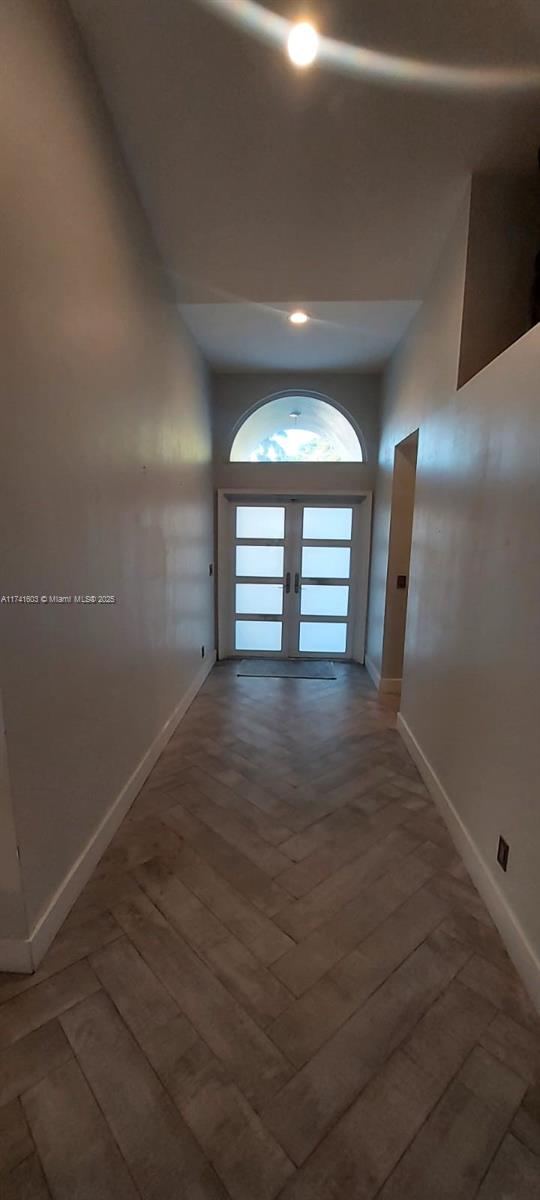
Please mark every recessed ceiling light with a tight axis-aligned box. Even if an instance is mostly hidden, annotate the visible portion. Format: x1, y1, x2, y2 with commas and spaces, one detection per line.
287, 21, 319, 68
289, 310, 309, 325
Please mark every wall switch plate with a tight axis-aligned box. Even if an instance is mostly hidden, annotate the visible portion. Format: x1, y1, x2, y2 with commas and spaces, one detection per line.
497, 835, 509, 872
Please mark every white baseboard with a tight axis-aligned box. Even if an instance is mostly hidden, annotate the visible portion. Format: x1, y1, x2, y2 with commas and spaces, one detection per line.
380, 677, 402, 695
364, 656, 401, 695
1, 652, 216, 974
398, 711, 540, 1014
364, 654, 381, 690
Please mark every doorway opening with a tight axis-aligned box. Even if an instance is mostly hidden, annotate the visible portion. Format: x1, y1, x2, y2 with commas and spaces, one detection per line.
217, 491, 372, 662
380, 430, 419, 694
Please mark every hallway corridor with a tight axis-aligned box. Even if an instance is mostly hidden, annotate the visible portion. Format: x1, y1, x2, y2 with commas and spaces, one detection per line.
1, 664, 539, 1200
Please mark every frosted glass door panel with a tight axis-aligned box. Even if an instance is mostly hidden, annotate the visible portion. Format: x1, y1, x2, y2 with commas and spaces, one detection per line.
302, 546, 351, 579
235, 621, 282, 651
236, 545, 284, 577
299, 622, 347, 653
301, 585, 349, 617
236, 506, 285, 539
236, 584, 283, 615
302, 507, 352, 540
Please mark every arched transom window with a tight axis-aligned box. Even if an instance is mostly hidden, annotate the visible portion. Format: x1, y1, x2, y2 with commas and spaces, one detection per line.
230, 395, 364, 463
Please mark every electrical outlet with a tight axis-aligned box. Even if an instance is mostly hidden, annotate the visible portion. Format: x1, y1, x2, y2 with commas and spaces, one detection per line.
497, 835, 509, 872
201, 645, 205, 659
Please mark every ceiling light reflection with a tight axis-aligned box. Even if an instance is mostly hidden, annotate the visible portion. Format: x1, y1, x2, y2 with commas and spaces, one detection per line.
193, 0, 540, 93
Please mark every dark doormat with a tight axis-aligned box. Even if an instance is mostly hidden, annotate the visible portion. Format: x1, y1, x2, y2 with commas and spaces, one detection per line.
237, 659, 336, 679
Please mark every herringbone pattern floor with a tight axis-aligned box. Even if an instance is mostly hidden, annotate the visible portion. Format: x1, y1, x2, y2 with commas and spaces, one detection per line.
1, 662, 539, 1199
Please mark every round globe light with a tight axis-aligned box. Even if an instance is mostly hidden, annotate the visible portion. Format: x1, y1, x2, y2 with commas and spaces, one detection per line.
287, 21, 319, 68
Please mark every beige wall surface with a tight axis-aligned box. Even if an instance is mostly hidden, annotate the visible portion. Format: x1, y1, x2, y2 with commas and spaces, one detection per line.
211, 370, 381, 492
368, 187, 540, 995
0, 689, 26, 947
367, 193, 471, 678
0, 0, 214, 937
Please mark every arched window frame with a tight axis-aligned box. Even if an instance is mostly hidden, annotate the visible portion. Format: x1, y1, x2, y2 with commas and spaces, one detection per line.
228, 389, 366, 464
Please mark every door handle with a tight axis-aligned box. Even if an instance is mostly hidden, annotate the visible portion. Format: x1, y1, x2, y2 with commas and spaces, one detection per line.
294, 572, 300, 594
285, 572, 291, 594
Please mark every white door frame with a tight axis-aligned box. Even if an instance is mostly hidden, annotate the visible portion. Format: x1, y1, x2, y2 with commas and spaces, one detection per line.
217, 489, 373, 662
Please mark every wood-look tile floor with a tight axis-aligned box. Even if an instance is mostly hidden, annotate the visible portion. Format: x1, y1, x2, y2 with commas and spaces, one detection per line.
1, 662, 540, 1200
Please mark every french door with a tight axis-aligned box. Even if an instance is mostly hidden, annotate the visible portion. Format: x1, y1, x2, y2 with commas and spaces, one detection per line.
219, 496, 368, 659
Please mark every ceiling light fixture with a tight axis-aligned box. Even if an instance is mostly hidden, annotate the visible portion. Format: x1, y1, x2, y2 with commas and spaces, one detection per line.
196, 1, 540, 94
287, 21, 319, 68
288, 310, 309, 325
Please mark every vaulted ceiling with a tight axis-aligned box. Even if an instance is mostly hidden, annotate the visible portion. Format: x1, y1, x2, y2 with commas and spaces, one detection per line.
70, 0, 540, 367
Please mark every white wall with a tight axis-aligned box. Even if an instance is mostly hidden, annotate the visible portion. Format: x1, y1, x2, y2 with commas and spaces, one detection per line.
368, 187, 540, 1006
0, 687, 28, 969
212, 370, 380, 492
367, 195, 471, 677
0, 0, 214, 962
